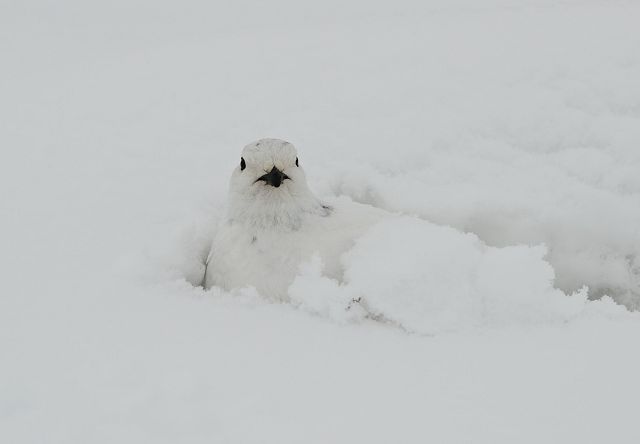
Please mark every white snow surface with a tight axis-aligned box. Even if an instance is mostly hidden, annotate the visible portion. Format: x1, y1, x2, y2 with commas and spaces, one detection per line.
2, 1, 640, 442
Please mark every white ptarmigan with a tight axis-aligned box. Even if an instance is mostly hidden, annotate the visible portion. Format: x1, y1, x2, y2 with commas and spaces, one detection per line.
204, 138, 386, 300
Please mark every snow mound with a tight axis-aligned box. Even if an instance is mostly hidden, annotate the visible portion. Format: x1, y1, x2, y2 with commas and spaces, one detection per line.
289, 254, 367, 324
321, 131, 640, 311
291, 216, 625, 334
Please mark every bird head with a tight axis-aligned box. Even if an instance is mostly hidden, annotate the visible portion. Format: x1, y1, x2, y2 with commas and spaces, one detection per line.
227, 138, 326, 229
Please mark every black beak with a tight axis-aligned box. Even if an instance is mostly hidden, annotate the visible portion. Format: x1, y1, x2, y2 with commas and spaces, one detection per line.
256, 167, 290, 188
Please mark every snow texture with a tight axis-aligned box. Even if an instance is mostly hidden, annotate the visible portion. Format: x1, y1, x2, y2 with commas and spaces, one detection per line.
2, 0, 640, 443
339, 218, 586, 331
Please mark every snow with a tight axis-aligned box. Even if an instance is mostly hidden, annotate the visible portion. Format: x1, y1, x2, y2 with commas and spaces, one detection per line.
2, 0, 640, 442
342, 218, 589, 333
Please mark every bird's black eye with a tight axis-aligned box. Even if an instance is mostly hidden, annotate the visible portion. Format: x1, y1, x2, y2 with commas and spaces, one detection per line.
295, 157, 299, 167
240, 157, 246, 171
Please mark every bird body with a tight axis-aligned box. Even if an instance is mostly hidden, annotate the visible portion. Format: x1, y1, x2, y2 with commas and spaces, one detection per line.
204, 139, 386, 300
